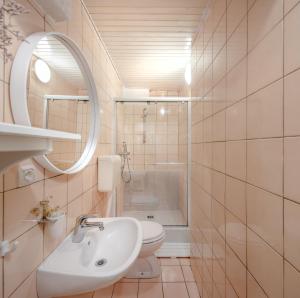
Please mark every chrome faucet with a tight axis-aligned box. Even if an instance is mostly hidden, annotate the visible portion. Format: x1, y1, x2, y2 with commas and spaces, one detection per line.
72, 214, 104, 243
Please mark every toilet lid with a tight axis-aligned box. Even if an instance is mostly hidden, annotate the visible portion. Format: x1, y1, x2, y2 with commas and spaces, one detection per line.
141, 221, 165, 244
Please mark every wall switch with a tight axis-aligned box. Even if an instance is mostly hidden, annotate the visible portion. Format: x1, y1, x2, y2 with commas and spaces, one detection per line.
18, 165, 36, 187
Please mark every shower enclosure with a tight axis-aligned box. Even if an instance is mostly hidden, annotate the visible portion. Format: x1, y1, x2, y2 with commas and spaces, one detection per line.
116, 101, 189, 228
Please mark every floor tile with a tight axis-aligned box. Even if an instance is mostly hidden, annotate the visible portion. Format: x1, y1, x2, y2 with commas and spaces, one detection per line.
182, 266, 195, 282
160, 258, 180, 266
93, 285, 114, 298
179, 258, 191, 266
161, 266, 185, 282
112, 283, 138, 298
186, 282, 201, 298
163, 283, 189, 298
138, 283, 163, 298
139, 276, 162, 283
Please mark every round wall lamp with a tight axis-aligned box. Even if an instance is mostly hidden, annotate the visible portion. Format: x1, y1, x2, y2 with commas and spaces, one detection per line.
34, 59, 51, 83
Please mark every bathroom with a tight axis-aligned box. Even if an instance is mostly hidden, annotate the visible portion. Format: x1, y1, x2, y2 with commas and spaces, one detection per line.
0, 0, 299, 297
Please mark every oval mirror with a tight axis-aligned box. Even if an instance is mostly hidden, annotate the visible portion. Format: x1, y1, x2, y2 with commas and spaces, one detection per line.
10, 32, 100, 174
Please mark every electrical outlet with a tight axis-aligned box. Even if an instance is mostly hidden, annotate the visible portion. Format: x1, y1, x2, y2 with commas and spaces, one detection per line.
18, 165, 36, 187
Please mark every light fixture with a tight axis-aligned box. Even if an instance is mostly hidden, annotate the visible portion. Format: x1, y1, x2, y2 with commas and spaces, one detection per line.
185, 63, 191, 85
160, 108, 166, 116
34, 59, 51, 83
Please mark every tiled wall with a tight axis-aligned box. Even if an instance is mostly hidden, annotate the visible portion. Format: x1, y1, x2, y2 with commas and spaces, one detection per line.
0, 0, 122, 297
117, 102, 182, 170
190, 0, 300, 297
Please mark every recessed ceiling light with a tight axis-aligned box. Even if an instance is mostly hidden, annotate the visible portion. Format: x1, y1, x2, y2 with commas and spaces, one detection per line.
34, 59, 51, 83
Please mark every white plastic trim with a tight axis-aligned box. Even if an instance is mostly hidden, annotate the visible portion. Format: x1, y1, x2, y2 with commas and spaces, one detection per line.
0, 122, 81, 140
10, 32, 100, 174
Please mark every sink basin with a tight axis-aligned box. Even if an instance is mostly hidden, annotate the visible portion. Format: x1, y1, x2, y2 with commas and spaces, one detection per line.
37, 217, 142, 298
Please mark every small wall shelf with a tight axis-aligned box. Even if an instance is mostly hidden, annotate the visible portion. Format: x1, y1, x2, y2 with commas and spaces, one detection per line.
0, 122, 81, 172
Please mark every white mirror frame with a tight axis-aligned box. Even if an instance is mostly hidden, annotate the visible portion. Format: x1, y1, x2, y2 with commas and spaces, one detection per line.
10, 32, 100, 174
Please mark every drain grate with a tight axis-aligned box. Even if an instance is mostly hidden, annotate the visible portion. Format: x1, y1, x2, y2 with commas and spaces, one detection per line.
95, 258, 107, 267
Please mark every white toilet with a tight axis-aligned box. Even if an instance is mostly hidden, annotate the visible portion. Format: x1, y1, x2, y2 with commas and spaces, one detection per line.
126, 221, 165, 278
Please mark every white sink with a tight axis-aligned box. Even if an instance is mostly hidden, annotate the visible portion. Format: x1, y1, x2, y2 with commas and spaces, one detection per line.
37, 217, 142, 298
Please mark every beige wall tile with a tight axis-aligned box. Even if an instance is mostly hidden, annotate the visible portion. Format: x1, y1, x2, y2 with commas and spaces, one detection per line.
212, 171, 225, 204
225, 245, 246, 298
212, 111, 226, 141
67, 196, 83, 233
247, 229, 283, 298
213, 13, 226, 59
284, 69, 300, 136
226, 211, 246, 264
4, 160, 44, 191
9, 271, 37, 298
227, 19, 247, 72
45, 175, 68, 208
190, 0, 299, 296
226, 99, 246, 140
226, 141, 246, 180
247, 138, 283, 195
4, 181, 43, 241
247, 79, 283, 138
226, 58, 247, 106
247, 272, 267, 298
68, 172, 83, 203
248, 0, 283, 51
225, 279, 239, 298
4, 225, 43, 297
284, 261, 300, 298
247, 184, 283, 253
284, 199, 300, 271
212, 200, 225, 237
247, 22, 283, 95
213, 47, 226, 86
284, 0, 300, 14
213, 142, 226, 173
227, 0, 247, 38
284, 3, 300, 74
213, 77, 227, 113
284, 137, 300, 203
225, 176, 246, 223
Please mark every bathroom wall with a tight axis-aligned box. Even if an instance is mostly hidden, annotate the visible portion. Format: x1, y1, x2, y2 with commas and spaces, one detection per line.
117, 102, 182, 170
0, 0, 122, 297
190, 0, 300, 297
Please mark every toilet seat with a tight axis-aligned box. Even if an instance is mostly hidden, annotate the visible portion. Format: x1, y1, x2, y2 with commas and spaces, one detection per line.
141, 221, 165, 244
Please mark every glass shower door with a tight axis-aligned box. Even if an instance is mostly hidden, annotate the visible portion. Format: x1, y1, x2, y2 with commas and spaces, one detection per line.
116, 101, 188, 226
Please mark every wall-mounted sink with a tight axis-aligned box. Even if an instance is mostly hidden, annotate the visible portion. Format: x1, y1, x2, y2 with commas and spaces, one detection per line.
37, 217, 142, 298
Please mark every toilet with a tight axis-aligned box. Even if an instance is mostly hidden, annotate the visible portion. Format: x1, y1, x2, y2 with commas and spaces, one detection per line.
126, 221, 165, 279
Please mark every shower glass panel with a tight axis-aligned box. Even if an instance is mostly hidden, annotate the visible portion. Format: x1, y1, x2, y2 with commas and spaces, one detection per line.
116, 101, 188, 226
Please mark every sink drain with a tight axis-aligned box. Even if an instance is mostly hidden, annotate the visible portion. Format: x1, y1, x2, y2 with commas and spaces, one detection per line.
95, 258, 107, 267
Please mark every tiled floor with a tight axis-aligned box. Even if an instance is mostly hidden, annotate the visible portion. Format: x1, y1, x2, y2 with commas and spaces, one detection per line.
62, 258, 200, 298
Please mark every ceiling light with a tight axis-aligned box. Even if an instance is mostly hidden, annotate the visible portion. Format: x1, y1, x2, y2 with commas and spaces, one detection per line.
34, 59, 51, 83
160, 108, 166, 116
185, 63, 191, 85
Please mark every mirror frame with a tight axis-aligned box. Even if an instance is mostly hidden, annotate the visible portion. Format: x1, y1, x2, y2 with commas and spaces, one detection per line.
10, 32, 100, 174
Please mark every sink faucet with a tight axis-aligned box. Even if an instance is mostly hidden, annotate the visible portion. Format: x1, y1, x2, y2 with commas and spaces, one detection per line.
72, 214, 104, 243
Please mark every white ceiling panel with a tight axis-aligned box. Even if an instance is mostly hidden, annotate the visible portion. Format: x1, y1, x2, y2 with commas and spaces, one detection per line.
84, 0, 207, 90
